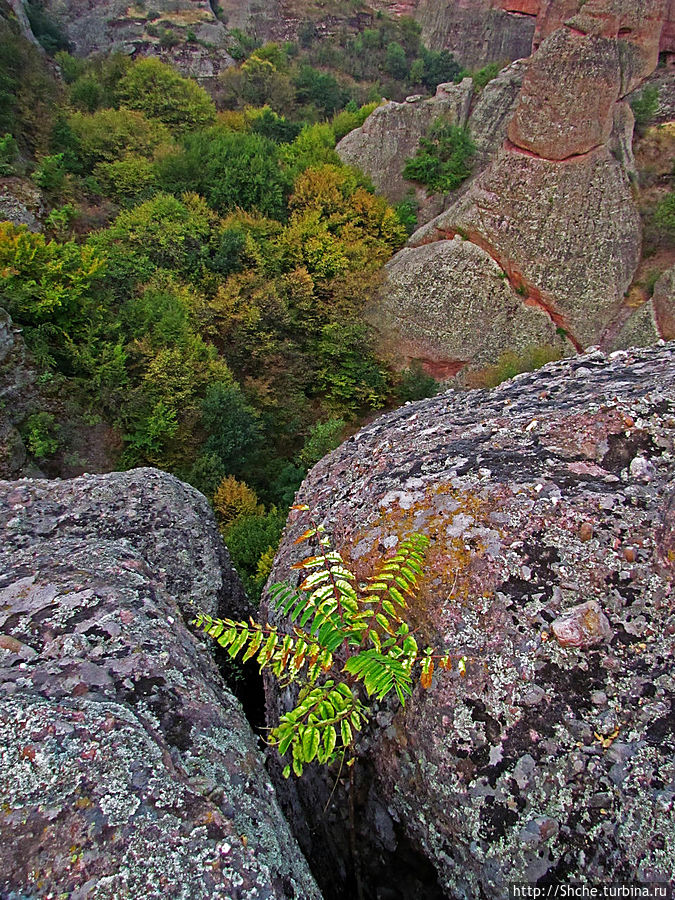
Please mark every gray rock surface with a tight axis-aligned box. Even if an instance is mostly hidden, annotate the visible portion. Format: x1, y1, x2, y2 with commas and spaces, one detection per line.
0, 178, 43, 232
468, 58, 527, 168
336, 79, 473, 205
411, 140, 642, 351
413, 0, 536, 68
0, 308, 38, 479
42, 0, 234, 82
653, 266, 675, 341
375, 237, 565, 375
0, 468, 321, 900
265, 343, 675, 899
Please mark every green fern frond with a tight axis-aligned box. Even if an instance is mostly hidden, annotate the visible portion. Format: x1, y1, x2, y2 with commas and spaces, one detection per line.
271, 681, 367, 777
194, 522, 442, 779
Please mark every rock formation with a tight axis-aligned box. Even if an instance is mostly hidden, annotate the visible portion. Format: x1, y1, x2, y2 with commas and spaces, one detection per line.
371, 0, 675, 67
0, 178, 43, 232
264, 342, 675, 899
40, 0, 234, 82
335, 60, 525, 214
371, 0, 672, 379
336, 78, 473, 206
0, 308, 39, 479
0, 468, 321, 899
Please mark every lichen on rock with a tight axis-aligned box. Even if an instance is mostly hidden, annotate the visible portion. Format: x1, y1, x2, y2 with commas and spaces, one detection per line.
264, 343, 675, 899
0, 468, 321, 900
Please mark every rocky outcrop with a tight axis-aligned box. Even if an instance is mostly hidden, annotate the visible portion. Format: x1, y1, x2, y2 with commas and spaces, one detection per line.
336, 61, 525, 211
336, 79, 473, 206
374, 0, 670, 378
374, 236, 566, 377
468, 57, 526, 167
372, 0, 674, 66
0, 308, 39, 479
0, 468, 321, 900
0, 178, 43, 232
264, 343, 675, 900
653, 266, 675, 339
40, 0, 234, 82
405, 0, 537, 68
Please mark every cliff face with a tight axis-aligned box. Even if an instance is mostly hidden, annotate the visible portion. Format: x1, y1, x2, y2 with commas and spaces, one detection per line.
40, 0, 234, 81
372, 0, 674, 66
264, 342, 675, 899
0, 468, 321, 899
370, 0, 673, 380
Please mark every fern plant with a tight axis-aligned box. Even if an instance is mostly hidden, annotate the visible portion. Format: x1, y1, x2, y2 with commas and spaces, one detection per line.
194, 506, 462, 777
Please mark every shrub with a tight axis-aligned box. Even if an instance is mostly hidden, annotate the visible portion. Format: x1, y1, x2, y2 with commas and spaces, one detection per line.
0, 133, 19, 175
22, 411, 59, 458
479, 344, 562, 388
472, 62, 500, 91
32, 153, 68, 194
396, 361, 439, 402
393, 194, 418, 235
202, 380, 263, 475
654, 191, 675, 238
222, 508, 286, 601
93, 155, 157, 204
631, 85, 659, 135
298, 418, 345, 469
212, 475, 263, 527
68, 107, 172, 169
116, 57, 216, 133
403, 121, 475, 193
195, 515, 464, 776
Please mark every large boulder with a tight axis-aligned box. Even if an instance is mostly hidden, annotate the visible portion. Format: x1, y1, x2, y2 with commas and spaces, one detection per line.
0, 468, 321, 900
264, 343, 675, 899
374, 236, 565, 377
410, 139, 642, 352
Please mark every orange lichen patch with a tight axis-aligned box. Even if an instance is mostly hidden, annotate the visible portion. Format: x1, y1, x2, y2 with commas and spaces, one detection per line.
341, 483, 502, 637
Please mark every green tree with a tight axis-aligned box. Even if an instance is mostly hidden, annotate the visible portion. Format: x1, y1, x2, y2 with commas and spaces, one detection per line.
403, 121, 475, 193
202, 380, 263, 475
68, 107, 172, 169
157, 127, 291, 220
385, 41, 408, 80
116, 57, 216, 133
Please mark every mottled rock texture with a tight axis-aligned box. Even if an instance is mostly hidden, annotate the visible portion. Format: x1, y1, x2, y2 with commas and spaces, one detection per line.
41, 0, 234, 81
468, 58, 526, 167
0, 468, 321, 900
336, 61, 525, 213
375, 0, 672, 377
405, 0, 537, 68
0, 178, 43, 232
653, 267, 675, 341
265, 343, 675, 900
374, 236, 566, 377
0, 308, 38, 480
336, 80, 473, 206
373, 0, 674, 63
